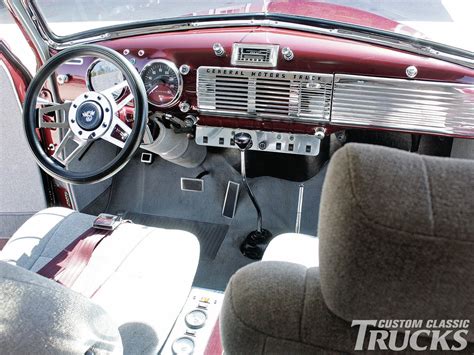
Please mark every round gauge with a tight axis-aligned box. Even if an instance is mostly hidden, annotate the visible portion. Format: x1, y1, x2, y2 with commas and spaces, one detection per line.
185, 309, 207, 329
172, 337, 195, 355
140, 59, 183, 107
86, 59, 125, 98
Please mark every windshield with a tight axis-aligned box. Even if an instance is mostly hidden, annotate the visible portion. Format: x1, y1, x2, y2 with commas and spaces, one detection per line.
34, 0, 473, 54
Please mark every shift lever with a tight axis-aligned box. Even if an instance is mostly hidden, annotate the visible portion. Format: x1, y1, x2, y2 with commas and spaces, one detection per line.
234, 132, 272, 259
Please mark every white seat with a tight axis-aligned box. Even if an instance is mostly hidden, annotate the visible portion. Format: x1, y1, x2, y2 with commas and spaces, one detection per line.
0, 207, 200, 354
262, 233, 319, 268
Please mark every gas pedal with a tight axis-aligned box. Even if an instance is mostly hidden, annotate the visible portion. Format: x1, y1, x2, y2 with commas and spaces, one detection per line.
222, 181, 240, 219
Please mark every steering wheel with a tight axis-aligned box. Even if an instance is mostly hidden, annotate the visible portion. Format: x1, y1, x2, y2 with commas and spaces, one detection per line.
23, 44, 148, 184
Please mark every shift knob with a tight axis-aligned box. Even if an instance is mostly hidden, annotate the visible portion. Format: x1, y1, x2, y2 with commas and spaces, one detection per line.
234, 132, 252, 151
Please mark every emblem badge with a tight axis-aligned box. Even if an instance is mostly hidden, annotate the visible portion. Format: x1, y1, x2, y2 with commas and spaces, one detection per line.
82, 110, 96, 122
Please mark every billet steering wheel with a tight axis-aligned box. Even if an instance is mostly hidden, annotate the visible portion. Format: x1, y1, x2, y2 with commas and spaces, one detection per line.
23, 44, 148, 184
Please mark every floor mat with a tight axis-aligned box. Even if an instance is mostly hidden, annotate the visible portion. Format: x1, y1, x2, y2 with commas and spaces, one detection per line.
124, 212, 228, 260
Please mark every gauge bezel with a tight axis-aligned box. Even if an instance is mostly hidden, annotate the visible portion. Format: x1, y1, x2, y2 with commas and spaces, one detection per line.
185, 309, 207, 329
140, 59, 183, 108
86, 58, 126, 98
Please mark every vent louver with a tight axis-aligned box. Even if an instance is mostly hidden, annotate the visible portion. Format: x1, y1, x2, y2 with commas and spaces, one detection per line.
197, 67, 333, 122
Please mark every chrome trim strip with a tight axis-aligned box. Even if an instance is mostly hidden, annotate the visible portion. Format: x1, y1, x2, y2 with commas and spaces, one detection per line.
197, 66, 333, 122
331, 74, 474, 137
195, 126, 321, 156
65, 58, 84, 65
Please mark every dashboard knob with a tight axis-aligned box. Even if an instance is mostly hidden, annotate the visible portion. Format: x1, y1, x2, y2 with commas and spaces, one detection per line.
213, 43, 225, 57
179, 101, 191, 113
234, 132, 252, 151
179, 64, 191, 75
406, 65, 418, 78
281, 47, 294, 61
56, 74, 70, 85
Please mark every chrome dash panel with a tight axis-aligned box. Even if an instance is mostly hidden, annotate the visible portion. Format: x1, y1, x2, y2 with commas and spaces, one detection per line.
195, 126, 321, 156
197, 66, 333, 122
332, 74, 474, 137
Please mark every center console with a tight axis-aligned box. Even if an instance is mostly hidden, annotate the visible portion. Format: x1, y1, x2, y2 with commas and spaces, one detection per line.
161, 288, 224, 355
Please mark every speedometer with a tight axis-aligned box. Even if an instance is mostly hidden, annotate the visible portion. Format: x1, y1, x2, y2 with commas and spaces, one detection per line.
140, 59, 183, 107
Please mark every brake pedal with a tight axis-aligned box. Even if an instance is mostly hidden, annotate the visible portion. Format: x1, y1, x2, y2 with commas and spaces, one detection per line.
222, 181, 240, 219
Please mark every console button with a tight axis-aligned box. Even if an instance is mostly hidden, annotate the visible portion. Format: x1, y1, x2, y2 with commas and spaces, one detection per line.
185, 309, 207, 329
172, 337, 195, 355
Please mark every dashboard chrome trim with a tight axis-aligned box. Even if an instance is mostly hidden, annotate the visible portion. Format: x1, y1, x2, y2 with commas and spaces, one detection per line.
331, 74, 474, 137
195, 126, 321, 156
197, 66, 333, 122
140, 59, 183, 108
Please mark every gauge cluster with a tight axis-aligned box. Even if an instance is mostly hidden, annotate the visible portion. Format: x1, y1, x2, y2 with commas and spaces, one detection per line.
85, 57, 184, 109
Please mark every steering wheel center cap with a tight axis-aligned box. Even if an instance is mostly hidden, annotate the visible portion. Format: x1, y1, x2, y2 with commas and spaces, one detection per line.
68, 91, 114, 140
76, 101, 103, 131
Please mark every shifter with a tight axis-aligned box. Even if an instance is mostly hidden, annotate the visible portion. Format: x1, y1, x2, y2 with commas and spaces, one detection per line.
234, 132, 272, 259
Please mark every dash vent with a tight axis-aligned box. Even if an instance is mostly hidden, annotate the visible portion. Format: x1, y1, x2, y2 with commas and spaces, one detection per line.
231, 44, 279, 67
197, 66, 333, 122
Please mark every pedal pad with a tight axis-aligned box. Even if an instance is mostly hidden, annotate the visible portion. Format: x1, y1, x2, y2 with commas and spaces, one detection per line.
181, 177, 204, 192
141, 152, 154, 164
222, 181, 240, 219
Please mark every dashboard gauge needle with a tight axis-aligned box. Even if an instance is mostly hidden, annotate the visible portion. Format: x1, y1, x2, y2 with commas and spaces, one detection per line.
147, 85, 160, 95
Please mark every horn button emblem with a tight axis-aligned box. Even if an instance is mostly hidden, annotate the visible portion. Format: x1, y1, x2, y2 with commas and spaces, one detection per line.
68, 92, 114, 140
76, 101, 103, 131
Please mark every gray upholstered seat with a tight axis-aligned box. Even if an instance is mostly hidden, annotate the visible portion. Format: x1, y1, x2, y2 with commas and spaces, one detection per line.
0, 207, 200, 354
220, 143, 474, 354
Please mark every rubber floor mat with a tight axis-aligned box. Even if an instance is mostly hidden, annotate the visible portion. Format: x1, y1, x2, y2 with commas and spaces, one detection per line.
125, 212, 228, 260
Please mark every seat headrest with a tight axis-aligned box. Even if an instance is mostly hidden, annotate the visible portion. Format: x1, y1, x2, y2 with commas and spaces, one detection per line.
319, 144, 474, 336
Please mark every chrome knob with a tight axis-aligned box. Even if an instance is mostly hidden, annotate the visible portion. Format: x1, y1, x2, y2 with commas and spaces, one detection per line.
234, 132, 252, 151
314, 127, 326, 140
56, 74, 70, 85
179, 64, 191, 75
281, 47, 294, 61
179, 101, 191, 113
213, 43, 225, 57
406, 65, 418, 79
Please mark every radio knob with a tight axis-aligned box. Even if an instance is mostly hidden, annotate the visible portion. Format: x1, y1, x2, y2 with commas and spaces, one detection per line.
213, 43, 225, 57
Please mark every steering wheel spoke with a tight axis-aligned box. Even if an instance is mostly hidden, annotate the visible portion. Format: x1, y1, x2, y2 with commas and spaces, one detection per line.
115, 93, 134, 112
52, 129, 91, 167
102, 115, 132, 148
101, 80, 128, 103
38, 102, 71, 129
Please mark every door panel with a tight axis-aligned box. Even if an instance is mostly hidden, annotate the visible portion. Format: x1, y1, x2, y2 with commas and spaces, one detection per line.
0, 41, 47, 239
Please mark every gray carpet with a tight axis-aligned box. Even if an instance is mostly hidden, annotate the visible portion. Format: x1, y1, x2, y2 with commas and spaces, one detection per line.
85, 150, 327, 290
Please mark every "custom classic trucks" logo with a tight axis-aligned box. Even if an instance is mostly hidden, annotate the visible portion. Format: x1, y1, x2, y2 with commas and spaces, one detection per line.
352, 319, 470, 351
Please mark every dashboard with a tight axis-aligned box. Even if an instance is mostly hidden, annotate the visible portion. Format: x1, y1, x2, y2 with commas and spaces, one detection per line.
55, 26, 474, 156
